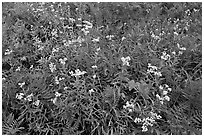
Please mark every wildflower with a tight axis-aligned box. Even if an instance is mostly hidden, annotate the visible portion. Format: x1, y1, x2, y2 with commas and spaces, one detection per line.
25, 93, 33, 102
81, 28, 89, 35
93, 74, 96, 79
161, 51, 170, 61
18, 82, 25, 88
164, 96, 170, 101
96, 47, 100, 52
16, 93, 24, 100
92, 37, 100, 42
4, 49, 13, 55
33, 100, 40, 106
51, 97, 57, 104
134, 117, 142, 123
121, 36, 126, 41
83, 20, 93, 29
69, 18, 75, 22
55, 77, 59, 84
89, 89, 95, 95
59, 57, 67, 65
123, 101, 134, 112
121, 56, 131, 66
70, 69, 86, 77
142, 125, 148, 132
147, 63, 162, 77
168, 88, 172, 92
159, 85, 163, 90
55, 92, 61, 97
64, 87, 68, 90
16, 66, 21, 71
49, 62, 56, 72
163, 90, 168, 95
92, 65, 97, 69
172, 51, 176, 55
106, 35, 114, 40
52, 47, 59, 53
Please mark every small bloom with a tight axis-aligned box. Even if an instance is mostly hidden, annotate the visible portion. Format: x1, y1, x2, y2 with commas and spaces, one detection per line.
70, 69, 86, 77
121, 56, 131, 66
55, 92, 61, 97
142, 125, 148, 132
49, 62, 56, 72
159, 85, 163, 90
18, 82, 25, 88
89, 89, 95, 95
16, 66, 21, 71
168, 88, 172, 92
163, 90, 168, 95
16, 93, 24, 100
51, 97, 57, 104
92, 65, 97, 69
93, 74, 96, 79
33, 100, 40, 106
164, 96, 170, 101
92, 37, 100, 42
134, 117, 142, 123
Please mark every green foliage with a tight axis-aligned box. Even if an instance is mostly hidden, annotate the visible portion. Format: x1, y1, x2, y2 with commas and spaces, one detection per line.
2, 2, 202, 135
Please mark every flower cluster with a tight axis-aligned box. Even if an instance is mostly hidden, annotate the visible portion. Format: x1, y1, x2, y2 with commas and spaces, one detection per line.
161, 51, 171, 61
55, 76, 65, 84
69, 69, 87, 77
156, 84, 172, 104
121, 56, 131, 66
147, 63, 162, 77
4, 49, 13, 55
106, 35, 114, 40
51, 91, 62, 104
81, 20, 93, 35
123, 100, 134, 112
16, 92, 40, 106
134, 112, 162, 132
49, 62, 56, 73
18, 82, 25, 88
59, 57, 67, 65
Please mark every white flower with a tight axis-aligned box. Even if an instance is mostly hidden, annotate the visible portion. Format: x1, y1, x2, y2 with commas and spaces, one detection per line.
4, 49, 13, 55
168, 88, 172, 92
16, 93, 24, 100
134, 117, 142, 123
164, 96, 170, 101
70, 69, 86, 77
156, 94, 161, 99
121, 56, 131, 66
163, 90, 168, 95
18, 82, 25, 88
51, 97, 57, 104
172, 51, 176, 55
93, 74, 96, 79
92, 65, 97, 69
49, 62, 56, 72
33, 100, 40, 106
92, 37, 100, 42
89, 89, 95, 95
55, 92, 61, 97
159, 85, 163, 90
121, 37, 126, 41
55, 77, 59, 84
59, 57, 67, 65
142, 125, 148, 132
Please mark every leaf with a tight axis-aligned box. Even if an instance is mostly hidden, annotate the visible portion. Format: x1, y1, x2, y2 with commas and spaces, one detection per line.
137, 80, 151, 99
128, 80, 136, 91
